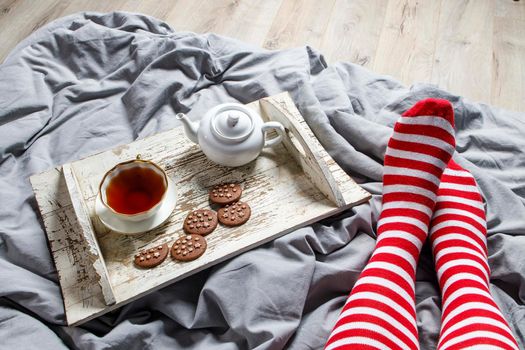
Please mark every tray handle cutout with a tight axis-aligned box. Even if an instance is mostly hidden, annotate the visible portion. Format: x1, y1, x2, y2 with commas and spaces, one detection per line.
260, 94, 346, 207
62, 164, 116, 306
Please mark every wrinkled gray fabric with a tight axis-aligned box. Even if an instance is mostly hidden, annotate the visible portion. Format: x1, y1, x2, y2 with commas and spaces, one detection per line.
1, 12, 524, 350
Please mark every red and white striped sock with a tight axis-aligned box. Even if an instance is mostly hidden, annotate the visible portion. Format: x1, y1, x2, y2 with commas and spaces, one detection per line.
324, 98, 456, 350
430, 160, 519, 350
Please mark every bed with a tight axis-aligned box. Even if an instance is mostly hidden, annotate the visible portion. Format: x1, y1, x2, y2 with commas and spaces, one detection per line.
0, 12, 523, 350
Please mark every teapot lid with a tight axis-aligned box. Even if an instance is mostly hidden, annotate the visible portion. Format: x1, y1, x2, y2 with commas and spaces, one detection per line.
211, 106, 254, 143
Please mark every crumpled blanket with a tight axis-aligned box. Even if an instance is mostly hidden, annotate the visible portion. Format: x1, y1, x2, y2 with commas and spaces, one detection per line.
0, 12, 523, 350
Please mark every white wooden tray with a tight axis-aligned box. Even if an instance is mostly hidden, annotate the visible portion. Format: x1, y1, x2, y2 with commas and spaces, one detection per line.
30, 92, 371, 326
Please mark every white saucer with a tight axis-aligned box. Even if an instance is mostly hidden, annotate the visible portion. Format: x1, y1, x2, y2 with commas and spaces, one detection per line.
95, 178, 177, 234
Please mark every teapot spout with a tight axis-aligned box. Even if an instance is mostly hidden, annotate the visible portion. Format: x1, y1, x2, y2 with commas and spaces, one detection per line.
176, 113, 199, 144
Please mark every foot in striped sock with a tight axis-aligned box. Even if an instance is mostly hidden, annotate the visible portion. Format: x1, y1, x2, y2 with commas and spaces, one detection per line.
324, 98, 456, 350
430, 160, 519, 350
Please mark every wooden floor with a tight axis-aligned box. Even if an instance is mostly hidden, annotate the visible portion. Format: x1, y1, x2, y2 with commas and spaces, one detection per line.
1, 0, 524, 112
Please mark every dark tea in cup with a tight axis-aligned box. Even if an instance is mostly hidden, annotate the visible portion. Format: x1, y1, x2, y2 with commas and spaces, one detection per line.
106, 166, 166, 214
99, 156, 168, 221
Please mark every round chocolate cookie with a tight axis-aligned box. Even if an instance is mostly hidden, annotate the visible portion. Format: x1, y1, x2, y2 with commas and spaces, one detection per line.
209, 183, 242, 205
134, 243, 169, 268
171, 234, 207, 262
183, 209, 218, 236
217, 201, 251, 226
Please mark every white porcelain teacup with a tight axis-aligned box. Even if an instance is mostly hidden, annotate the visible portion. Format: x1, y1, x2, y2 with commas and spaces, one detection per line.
99, 155, 168, 222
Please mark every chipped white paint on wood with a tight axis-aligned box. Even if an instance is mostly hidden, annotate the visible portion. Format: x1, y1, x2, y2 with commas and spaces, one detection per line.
62, 163, 116, 306
30, 93, 371, 326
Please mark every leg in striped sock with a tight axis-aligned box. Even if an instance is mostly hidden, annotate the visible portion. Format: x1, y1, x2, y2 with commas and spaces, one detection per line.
430, 160, 519, 350
324, 98, 456, 350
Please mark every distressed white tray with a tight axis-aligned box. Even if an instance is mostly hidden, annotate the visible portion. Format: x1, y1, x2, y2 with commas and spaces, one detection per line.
30, 92, 371, 326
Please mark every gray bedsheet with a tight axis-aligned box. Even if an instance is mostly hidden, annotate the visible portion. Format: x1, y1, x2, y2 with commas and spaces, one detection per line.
0, 12, 524, 350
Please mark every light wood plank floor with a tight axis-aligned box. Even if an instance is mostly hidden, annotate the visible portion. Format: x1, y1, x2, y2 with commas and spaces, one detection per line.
1, 0, 524, 112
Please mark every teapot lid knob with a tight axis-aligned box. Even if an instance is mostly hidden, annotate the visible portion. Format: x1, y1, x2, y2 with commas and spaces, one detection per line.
227, 113, 240, 128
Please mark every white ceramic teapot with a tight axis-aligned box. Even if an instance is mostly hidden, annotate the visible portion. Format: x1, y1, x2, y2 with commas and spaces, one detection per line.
176, 103, 285, 167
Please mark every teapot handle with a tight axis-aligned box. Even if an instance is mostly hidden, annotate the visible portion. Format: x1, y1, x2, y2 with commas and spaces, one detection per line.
262, 122, 285, 148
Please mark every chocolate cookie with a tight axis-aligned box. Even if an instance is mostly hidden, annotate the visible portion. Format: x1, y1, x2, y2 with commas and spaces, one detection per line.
134, 243, 169, 268
217, 201, 251, 226
171, 234, 207, 262
183, 209, 218, 236
209, 183, 242, 205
